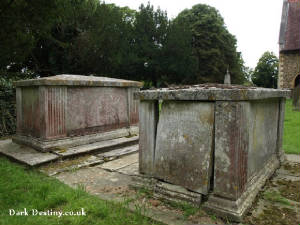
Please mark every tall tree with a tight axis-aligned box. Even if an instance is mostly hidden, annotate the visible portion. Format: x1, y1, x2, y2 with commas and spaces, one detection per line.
0, 0, 63, 71
252, 51, 278, 88
66, 3, 135, 76
29, 0, 99, 76
133, 3, 169, 86
174, 4, 245, 84
0, 1, 247, 86
159, 19, 198, 85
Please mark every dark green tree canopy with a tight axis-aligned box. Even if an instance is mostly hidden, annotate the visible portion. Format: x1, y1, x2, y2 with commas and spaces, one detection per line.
131, 3, 169, 86
0, 0, 64, 69
0, 1, 246, 87
252, 51, 278, 88
175, 4, 245, 84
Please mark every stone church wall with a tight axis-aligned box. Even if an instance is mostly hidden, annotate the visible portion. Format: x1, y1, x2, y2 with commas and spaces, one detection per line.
278, 51, 300, 89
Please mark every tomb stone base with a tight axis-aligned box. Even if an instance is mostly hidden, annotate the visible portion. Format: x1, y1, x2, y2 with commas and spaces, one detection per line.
13, 126, 138, 152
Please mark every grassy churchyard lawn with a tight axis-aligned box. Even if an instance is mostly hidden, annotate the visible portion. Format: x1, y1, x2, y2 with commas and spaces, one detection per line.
0, 157, 158, 225
283, 100, 300, 154
0, 99, 299, 225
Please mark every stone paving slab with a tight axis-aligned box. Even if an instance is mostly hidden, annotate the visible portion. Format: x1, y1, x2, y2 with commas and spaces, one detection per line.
285, 154, 300, 163
54, 162, 226, 225
55, 166, 136, 200
117, 162, 139, 176
97, 144, 138, 159
55, 166, 132, 188
0, 139, 59, 166
42, 156, 105, 176
50, 153, 299, 225
0, 137, 138, 167
55, 136, 138, 157
97, 153, 138, 171
276, 162, 300, 177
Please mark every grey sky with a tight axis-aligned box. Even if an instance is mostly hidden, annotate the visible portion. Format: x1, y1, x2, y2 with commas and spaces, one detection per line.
104, 0, 283, 69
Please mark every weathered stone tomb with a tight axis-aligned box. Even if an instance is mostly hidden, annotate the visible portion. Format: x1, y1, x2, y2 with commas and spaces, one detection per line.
13, 75, 142, 151
135, 84, 291, 221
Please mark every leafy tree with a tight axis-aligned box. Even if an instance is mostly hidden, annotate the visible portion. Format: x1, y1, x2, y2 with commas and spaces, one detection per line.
159, 19, 198, 85
66, 3, 134, 76
252, 51, 278, 88
28, 0, 100, 76
129, 3, 169, 86
28, 1, 137, 78
0, 1, 247, 87
242, 66, 254, 86
0, 0, 63, 71
174, 4, 245, 84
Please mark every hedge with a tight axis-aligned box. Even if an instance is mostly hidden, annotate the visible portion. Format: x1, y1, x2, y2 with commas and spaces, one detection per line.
0, 71, 36, 137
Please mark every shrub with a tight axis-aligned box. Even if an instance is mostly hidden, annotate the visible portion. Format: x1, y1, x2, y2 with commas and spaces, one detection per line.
0, 71, 36, 137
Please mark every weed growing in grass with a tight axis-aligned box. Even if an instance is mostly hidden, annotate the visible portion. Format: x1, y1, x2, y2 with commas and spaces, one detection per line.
209, 214, 217, 221
264, 191, 291, 205
136, 187, 201, 220
137, 187, 154, 199
164, 200, 200, 219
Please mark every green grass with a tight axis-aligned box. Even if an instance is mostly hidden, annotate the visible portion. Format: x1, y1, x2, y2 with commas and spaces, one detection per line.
0, 157, 157, 225
161, 200, 200, 219
283, 100, 300, 154
264, 191, 291, 206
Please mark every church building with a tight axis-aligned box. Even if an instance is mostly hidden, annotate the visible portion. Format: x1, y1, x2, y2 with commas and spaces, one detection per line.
278, 0, 300, 89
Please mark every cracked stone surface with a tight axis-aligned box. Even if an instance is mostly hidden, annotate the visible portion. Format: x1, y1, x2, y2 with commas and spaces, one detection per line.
97, 153, 138, 171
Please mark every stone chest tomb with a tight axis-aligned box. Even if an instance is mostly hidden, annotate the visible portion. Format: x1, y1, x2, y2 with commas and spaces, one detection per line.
135, 84, 290, 221
13, 75, 142, 151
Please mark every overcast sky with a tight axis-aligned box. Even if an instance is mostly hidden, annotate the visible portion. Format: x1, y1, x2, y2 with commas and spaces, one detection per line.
104, 0, 283, 69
